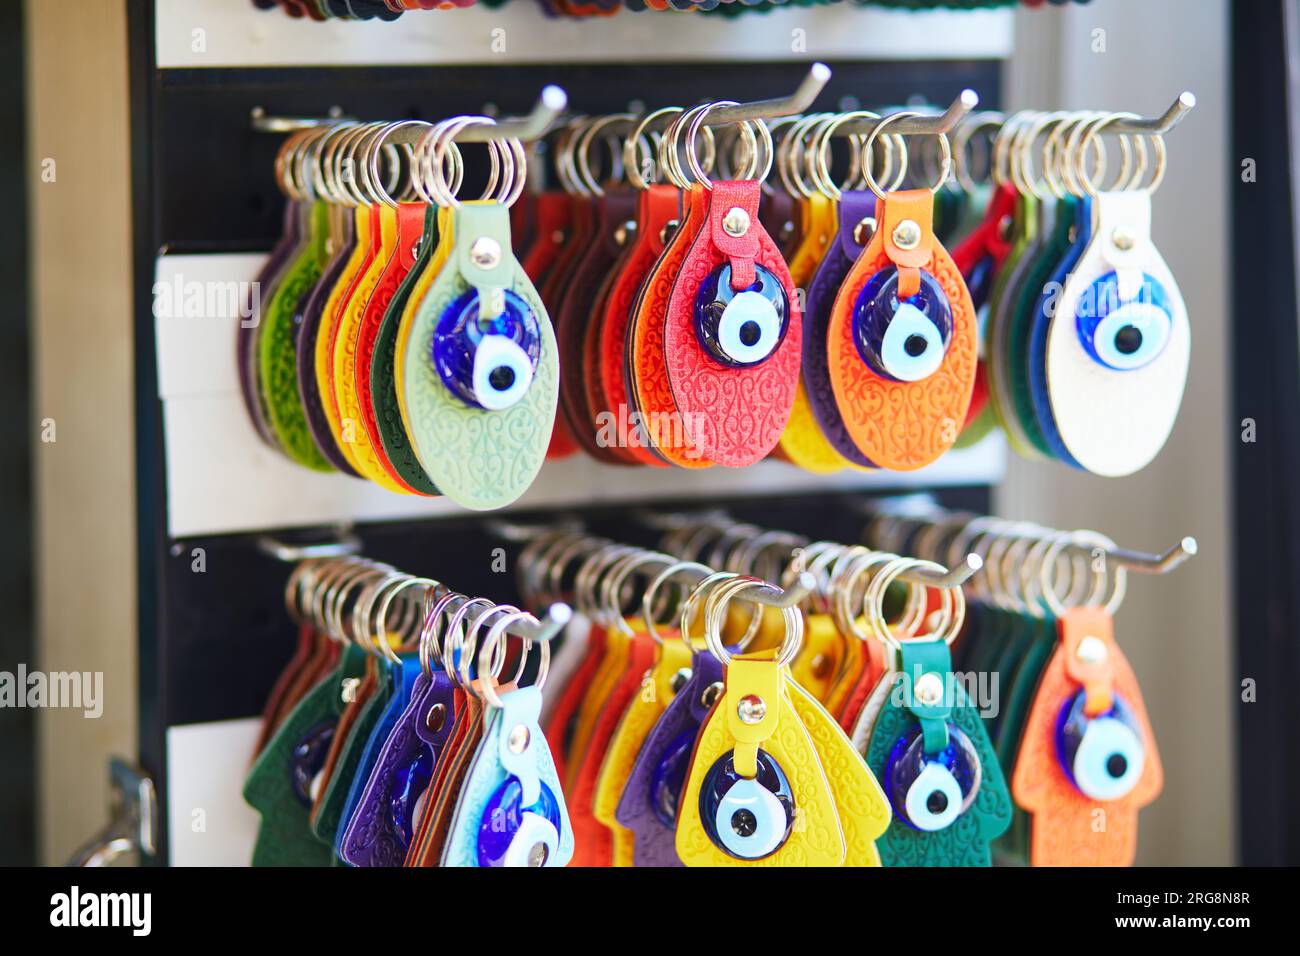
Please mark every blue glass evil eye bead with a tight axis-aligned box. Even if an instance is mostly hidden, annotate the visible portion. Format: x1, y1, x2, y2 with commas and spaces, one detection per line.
432, 288, 541, 411
695, 263, 789, 368
699, 749, 795, 860
476, 775, 563, 868
650, 729, 697, 828
1056, 690, 1145, 801
1076, 271, 1173, 371
290, 721, 336, 808
885, 724, 982, 832
388, 747, 434, 848
853, 267, 953, 382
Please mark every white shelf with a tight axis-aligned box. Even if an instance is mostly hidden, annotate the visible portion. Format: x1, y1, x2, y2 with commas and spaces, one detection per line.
153, 252, 1005, 538
157, 0, 1013, 69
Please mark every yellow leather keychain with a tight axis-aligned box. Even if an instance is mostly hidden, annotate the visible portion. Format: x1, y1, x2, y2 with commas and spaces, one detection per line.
675, 578, 847, 867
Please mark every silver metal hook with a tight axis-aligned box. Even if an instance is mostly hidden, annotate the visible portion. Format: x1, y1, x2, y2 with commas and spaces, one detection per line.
1107, 92, 1197, 135
257, 526, 363, 562
1087, 536, 1199, 574
251, 105, 350, 133
836, 89, 980, 137
455, 85, 568, 143
696, 63, 832, 129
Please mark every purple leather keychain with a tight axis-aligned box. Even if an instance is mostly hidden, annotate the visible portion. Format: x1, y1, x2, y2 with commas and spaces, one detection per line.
615, 650, 725, 867
802, 189, 878, 465
239, 200, 301, 449
338, 671, 456, 866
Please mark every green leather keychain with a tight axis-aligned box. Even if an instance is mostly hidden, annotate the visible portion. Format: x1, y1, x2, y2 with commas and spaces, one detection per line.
400, 200, 557, 511
245, 642, 367, 866
257, 200, 336, 471
865, 638, 1012, 867
370, 204, 442, 495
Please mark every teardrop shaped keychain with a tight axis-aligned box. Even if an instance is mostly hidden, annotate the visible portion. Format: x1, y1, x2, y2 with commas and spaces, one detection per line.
861, 558, 1012, 866
399, 118, 558, 510
1010, 536, 1162, 866
1043, 121, 1188, 476
440, 610, 574, 867
766, 115, 859, 474
662, 104, 803, 468
827, 113, 977, 471
626, 106, 715, 469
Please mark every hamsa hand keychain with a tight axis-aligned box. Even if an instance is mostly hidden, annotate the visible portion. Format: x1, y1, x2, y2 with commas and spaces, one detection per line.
860, 558, 1012, 867
399, 117, 558, 510
827, 112, 977, 470
1010, 533, 1162, 866
440, 609, 573, 868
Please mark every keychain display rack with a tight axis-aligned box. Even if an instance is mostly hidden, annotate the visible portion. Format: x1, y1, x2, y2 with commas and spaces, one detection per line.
127, 0, 1016, 864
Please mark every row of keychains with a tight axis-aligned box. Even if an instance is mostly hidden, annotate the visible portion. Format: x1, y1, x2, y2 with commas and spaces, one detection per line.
250, 0, 1092, 21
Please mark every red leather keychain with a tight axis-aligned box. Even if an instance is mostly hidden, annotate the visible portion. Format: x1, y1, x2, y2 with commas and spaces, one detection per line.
520, 190, 580, 460
827, 116, 977, 471
951, 182, 1017, 430
593, 183, 680, 467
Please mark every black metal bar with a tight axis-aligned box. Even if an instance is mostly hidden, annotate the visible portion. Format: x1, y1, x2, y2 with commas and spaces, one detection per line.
1230, 0, 1300, 867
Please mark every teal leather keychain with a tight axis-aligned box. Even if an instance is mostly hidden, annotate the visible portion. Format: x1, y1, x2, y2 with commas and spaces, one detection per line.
865, 637, 1012, 867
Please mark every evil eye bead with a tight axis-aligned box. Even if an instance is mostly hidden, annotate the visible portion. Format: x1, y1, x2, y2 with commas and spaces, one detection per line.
694, 263, 789, 368
432, 288, 542, 411
388, 747, 434, 847
289, 721, 336, 808
650, 729, 696, 828
477, 775, 563, 867
885, 724, 982, 832
853, 267, 953, 382
1056, 690, 1145, 801
699, 749, 795, 860
1077, 271, 1173, 371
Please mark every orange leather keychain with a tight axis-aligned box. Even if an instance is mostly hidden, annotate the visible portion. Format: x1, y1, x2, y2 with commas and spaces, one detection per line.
1011, 604, 1162, 866
827, 117, 977, 471
627, 182, 712, 468
596, 182, 680, 466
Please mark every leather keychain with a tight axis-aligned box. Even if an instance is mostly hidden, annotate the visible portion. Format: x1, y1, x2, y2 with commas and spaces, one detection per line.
1011, 553, 1162, 866
519, 189, 579, 460
1042, 124, 1188, 477
399, 119, 558, 511
662, 108, 802, 468
439, 612, 573, 867
861, 561, 1011, 866
827, 113, 977, 471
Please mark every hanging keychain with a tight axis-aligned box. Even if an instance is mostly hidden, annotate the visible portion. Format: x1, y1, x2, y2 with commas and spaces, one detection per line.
861, 557, 1012, 866
339, 589, 460, 866
800, 112, 905, 470
439, 609, 574, 867
1011, 532, 1162, 866
398, 116, 559, 510
662, 104, 803, 467
1041, 117, 1188, 476
827, 109, 977, 470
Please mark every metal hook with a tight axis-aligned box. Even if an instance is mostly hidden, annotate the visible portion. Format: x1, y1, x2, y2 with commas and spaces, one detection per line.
455, 85, 568, 143
697, 63, 832, 128
836, 89, 980, 137
1083, 536, 1199, 574
251, 105, 350, 133
257, 526, 363, 562
1108, 92, 1197, 135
